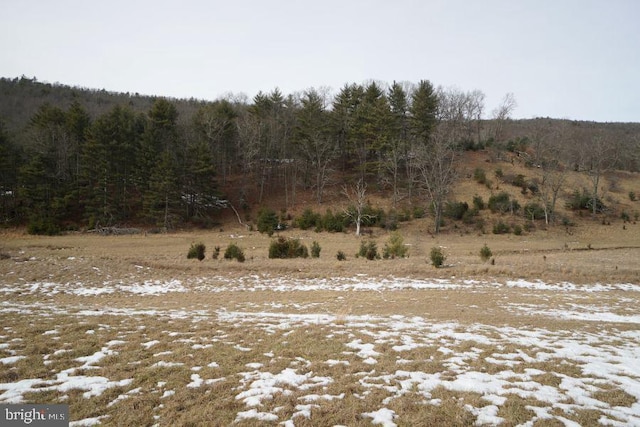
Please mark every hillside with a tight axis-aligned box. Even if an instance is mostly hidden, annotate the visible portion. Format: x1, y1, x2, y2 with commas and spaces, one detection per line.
1, 76, 639, 235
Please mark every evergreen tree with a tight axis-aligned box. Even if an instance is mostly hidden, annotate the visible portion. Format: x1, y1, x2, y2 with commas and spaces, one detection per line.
81, 105, 139, 227
386, 82, 410, 204
139, 99, 181, 227
331, 83, 364, 171
410, 80, 438, 145
351, 82, 391, 181
294, 89, 335, 203
0, 120, 21, 223
182, 136, 221, 221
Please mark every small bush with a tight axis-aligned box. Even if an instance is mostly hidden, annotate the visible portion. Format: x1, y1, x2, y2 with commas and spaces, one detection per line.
462, 209, 478, 225
295, 208, 321, 230
382, 232, 408, 259
488, 192, 520, 214
513, 224, 523, 235
474, 168, 488, 185
321, 209, 346, 232
479, 244, 492, 262
493, 221, 510, 234
621, 211, 630, 222
269, 237, 309, 259
412, 206, 426, 219
524, 202, 546, 220
187, 242, 206, 261
444, 201, 469, 220
311, 241, 321, 258
472, 195, 485, 211
630, 191, 637, 202
257, 207, 279, 236
494, 168, 504, 179
566, 190, 606, 213
27, 217, 61, 235
336, 251, 346, 261
224, 243, 245, 262
212, 246, 221, 259
357, 241, 379, 260
430, 247, 446, 268
511, 174, 526, 189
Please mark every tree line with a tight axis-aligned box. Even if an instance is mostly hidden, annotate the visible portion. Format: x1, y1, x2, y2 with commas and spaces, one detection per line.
0, 77, 638, 233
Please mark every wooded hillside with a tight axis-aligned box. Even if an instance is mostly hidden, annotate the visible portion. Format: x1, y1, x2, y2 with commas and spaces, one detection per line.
1, 76, 638, 234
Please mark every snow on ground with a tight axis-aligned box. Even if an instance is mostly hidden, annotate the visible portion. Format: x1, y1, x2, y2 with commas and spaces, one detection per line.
2, 273, 640, 296
0, 273, 639, 425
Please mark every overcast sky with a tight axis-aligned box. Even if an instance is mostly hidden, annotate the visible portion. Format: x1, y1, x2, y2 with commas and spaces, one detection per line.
1, 0, 638, 122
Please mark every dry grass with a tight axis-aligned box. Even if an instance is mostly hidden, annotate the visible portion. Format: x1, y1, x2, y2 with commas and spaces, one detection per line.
1, 204, 639, 425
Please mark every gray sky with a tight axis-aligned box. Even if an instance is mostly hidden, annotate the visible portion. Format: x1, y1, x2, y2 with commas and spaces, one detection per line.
1, 0, 638, 122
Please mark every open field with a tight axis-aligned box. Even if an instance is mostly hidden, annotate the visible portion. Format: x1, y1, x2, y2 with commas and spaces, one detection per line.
1, 223, 639, 426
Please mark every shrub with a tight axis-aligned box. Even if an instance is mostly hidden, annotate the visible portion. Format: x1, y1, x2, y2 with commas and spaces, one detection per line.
295, 208, 321, 230
492, 220, 510, 234
27, 217, 61, 235
256, 208, 279, 236
494, 168, 504, 179
268, 237, 309, 259
412, 206, 426, 219
479, 244, 492, 262
224, 243, 245, 262
462, 209, 479, 225
524, 202, 546, 220
357, 241, 379, 260
566, 190, 605, 213
336, 250, 346, 261
630, 191, 637, 202
321, 209, 346, 232
430, 247, 446, 268
513, 224, 523, 235
397, 209, 412, 222
310, 241, 321, 258
621, 211, 630, 222
472, 195, 485, 211
382, 232, 408, 259
488, 192, 520, 214
511, 174, 526, 189
444, 201, 469, 220
473, 168, 488, 185
187, 242, 206, 261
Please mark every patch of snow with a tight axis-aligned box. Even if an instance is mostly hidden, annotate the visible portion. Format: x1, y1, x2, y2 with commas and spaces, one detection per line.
362, 408, 397, 427
234, 409, 278, 422
142, 340, 160, 349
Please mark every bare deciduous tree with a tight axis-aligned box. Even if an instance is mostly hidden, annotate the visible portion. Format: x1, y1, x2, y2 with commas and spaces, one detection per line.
342, 178, 369, 236
416, 132, 458, 234
578, 132, 619, 216
491, 93, 517, 143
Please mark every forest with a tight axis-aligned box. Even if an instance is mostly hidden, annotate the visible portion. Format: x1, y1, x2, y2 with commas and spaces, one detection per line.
0, 76, 639, 234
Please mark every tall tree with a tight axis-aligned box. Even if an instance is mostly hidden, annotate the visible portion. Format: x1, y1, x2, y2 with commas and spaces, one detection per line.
193, 100, 238, 184
81, 105, 139, 226
410, 80, 438, 145
294, 89, 336, 203
490, 92, 517, 143
139, 99, 181, 228
578, 131, 618, 216
385, 82, 410, 205
331, 83, 364, 171
0, 120, 20, 223
351, 82, 391, 181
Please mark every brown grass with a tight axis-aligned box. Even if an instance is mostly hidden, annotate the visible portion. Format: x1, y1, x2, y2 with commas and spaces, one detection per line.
1, 198, 639, 426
